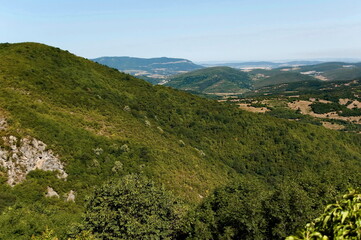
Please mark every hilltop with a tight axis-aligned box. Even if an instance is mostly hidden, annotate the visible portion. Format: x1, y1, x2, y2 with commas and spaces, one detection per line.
91, 56, 203, 83
1, 43, 361, 239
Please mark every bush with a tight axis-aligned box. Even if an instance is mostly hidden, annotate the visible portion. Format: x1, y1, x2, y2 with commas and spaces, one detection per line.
310, 102, 342, 114
287, 189, 361, 240
83, 174, 182, 240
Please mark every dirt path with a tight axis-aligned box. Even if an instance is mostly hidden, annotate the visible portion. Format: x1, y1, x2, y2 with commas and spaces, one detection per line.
238, 104, 269, 113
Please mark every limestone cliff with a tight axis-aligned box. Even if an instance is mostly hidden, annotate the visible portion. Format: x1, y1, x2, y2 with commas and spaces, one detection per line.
0, 124, 68, 185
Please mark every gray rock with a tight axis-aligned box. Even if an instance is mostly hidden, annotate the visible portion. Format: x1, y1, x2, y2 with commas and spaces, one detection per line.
66, 190, 75, 202
0, 136, 68, 186
46, 186, 59, 198
0, 118, 7, 130
123, 105, 131, 112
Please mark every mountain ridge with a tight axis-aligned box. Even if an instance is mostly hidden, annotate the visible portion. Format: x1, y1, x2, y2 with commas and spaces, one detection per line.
91, 56, 204, 82
1, 42, 361, 239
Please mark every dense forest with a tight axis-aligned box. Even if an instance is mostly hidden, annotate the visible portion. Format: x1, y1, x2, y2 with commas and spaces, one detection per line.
166, 66, 252, 94
0, 43, 361, 239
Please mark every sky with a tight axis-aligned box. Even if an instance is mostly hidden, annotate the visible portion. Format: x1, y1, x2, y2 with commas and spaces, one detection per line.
2, 0, 361, 62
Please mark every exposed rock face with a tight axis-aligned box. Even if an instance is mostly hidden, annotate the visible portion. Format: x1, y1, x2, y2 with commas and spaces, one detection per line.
0, 135, 68, 186
46, 186, 60, 198
66, 190, 75, 202
0, 118, 7, 130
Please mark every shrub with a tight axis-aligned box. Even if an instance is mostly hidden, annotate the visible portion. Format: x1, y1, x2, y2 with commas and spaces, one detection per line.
83, 174, 182, 239
287, 189, 361, 240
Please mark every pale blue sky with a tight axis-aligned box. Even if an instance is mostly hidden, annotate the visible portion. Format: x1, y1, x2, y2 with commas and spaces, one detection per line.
2, 0, 361, 61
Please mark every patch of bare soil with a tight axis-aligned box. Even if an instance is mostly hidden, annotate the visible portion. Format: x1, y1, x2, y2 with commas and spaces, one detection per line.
314, 75, 328, 81
318, 99, 332, 104
321, 122, 345, 130
209, 92, 244, 96
288, 100, 361, 124
339, 98, 350, 105
288, 100, 313, 114
347, 100, 361, 109
238, 103, 269, 113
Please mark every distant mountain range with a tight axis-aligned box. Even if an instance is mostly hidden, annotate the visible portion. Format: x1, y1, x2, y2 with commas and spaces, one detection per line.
165, 62, 361, 96
202, 61, 325, 69
91, 56, 361, 96
91, 56, 203, 83
251, 62, 361, 85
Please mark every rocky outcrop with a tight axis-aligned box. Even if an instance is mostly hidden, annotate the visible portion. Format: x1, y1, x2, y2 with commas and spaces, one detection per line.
66, 190, 75, 202
0, 118, 7, 130
0, 135, 68, 186
45, 186, 60, 198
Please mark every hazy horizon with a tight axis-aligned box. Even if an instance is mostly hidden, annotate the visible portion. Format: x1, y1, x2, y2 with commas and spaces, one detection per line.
3, 0, 361, 61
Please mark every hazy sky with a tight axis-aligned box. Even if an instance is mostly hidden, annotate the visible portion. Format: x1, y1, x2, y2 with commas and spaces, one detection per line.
2, 0, 361, 62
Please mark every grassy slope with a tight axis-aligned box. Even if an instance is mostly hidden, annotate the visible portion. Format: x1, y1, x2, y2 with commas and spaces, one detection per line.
1, 43, 361, 238
0, 42, 230, 203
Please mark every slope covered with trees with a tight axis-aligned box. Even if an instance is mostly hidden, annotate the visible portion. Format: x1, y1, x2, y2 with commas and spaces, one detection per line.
0, 43, 361, 239
253, 72, 317, 88
166, 66, 252, 95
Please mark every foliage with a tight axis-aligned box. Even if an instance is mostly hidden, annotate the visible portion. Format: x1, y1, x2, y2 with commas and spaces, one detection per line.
0, 43, 361, 239
287, 189, 361, 240
166, 66, 252, 94
339, 108, 361, 117
310, 102, 342, 114
253, 72, 317, 88
31, 228, 96, 240
31, 227, 59, 240
179, 176, 270, 240
180, 176, 346, 240
82, 174, 182, 240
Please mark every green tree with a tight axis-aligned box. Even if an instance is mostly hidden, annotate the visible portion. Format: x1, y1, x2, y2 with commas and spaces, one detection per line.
287, 189, 361, 240
180, 176, 270, 240
83, 174, 182, 240
31, 228, 96, 240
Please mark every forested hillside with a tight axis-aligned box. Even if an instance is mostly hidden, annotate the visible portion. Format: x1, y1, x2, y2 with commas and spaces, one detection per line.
166, 66, 252, 95
165, 61, 361, 97
1, 43, 361, 239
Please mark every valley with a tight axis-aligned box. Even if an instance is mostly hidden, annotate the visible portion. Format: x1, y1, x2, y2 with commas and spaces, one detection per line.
4, 1, 361, 239
1, 43, 361, 239
224, 79, 361, 132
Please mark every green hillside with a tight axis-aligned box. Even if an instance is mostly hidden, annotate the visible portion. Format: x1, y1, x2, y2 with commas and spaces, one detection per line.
166, 66, 252, 95
245, 79, 361, 97
1, 43, 361, 239
166, 66, 320, 95
164, 62, 361, 97
293, 62, 361, 81
253, 72, 317, 88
